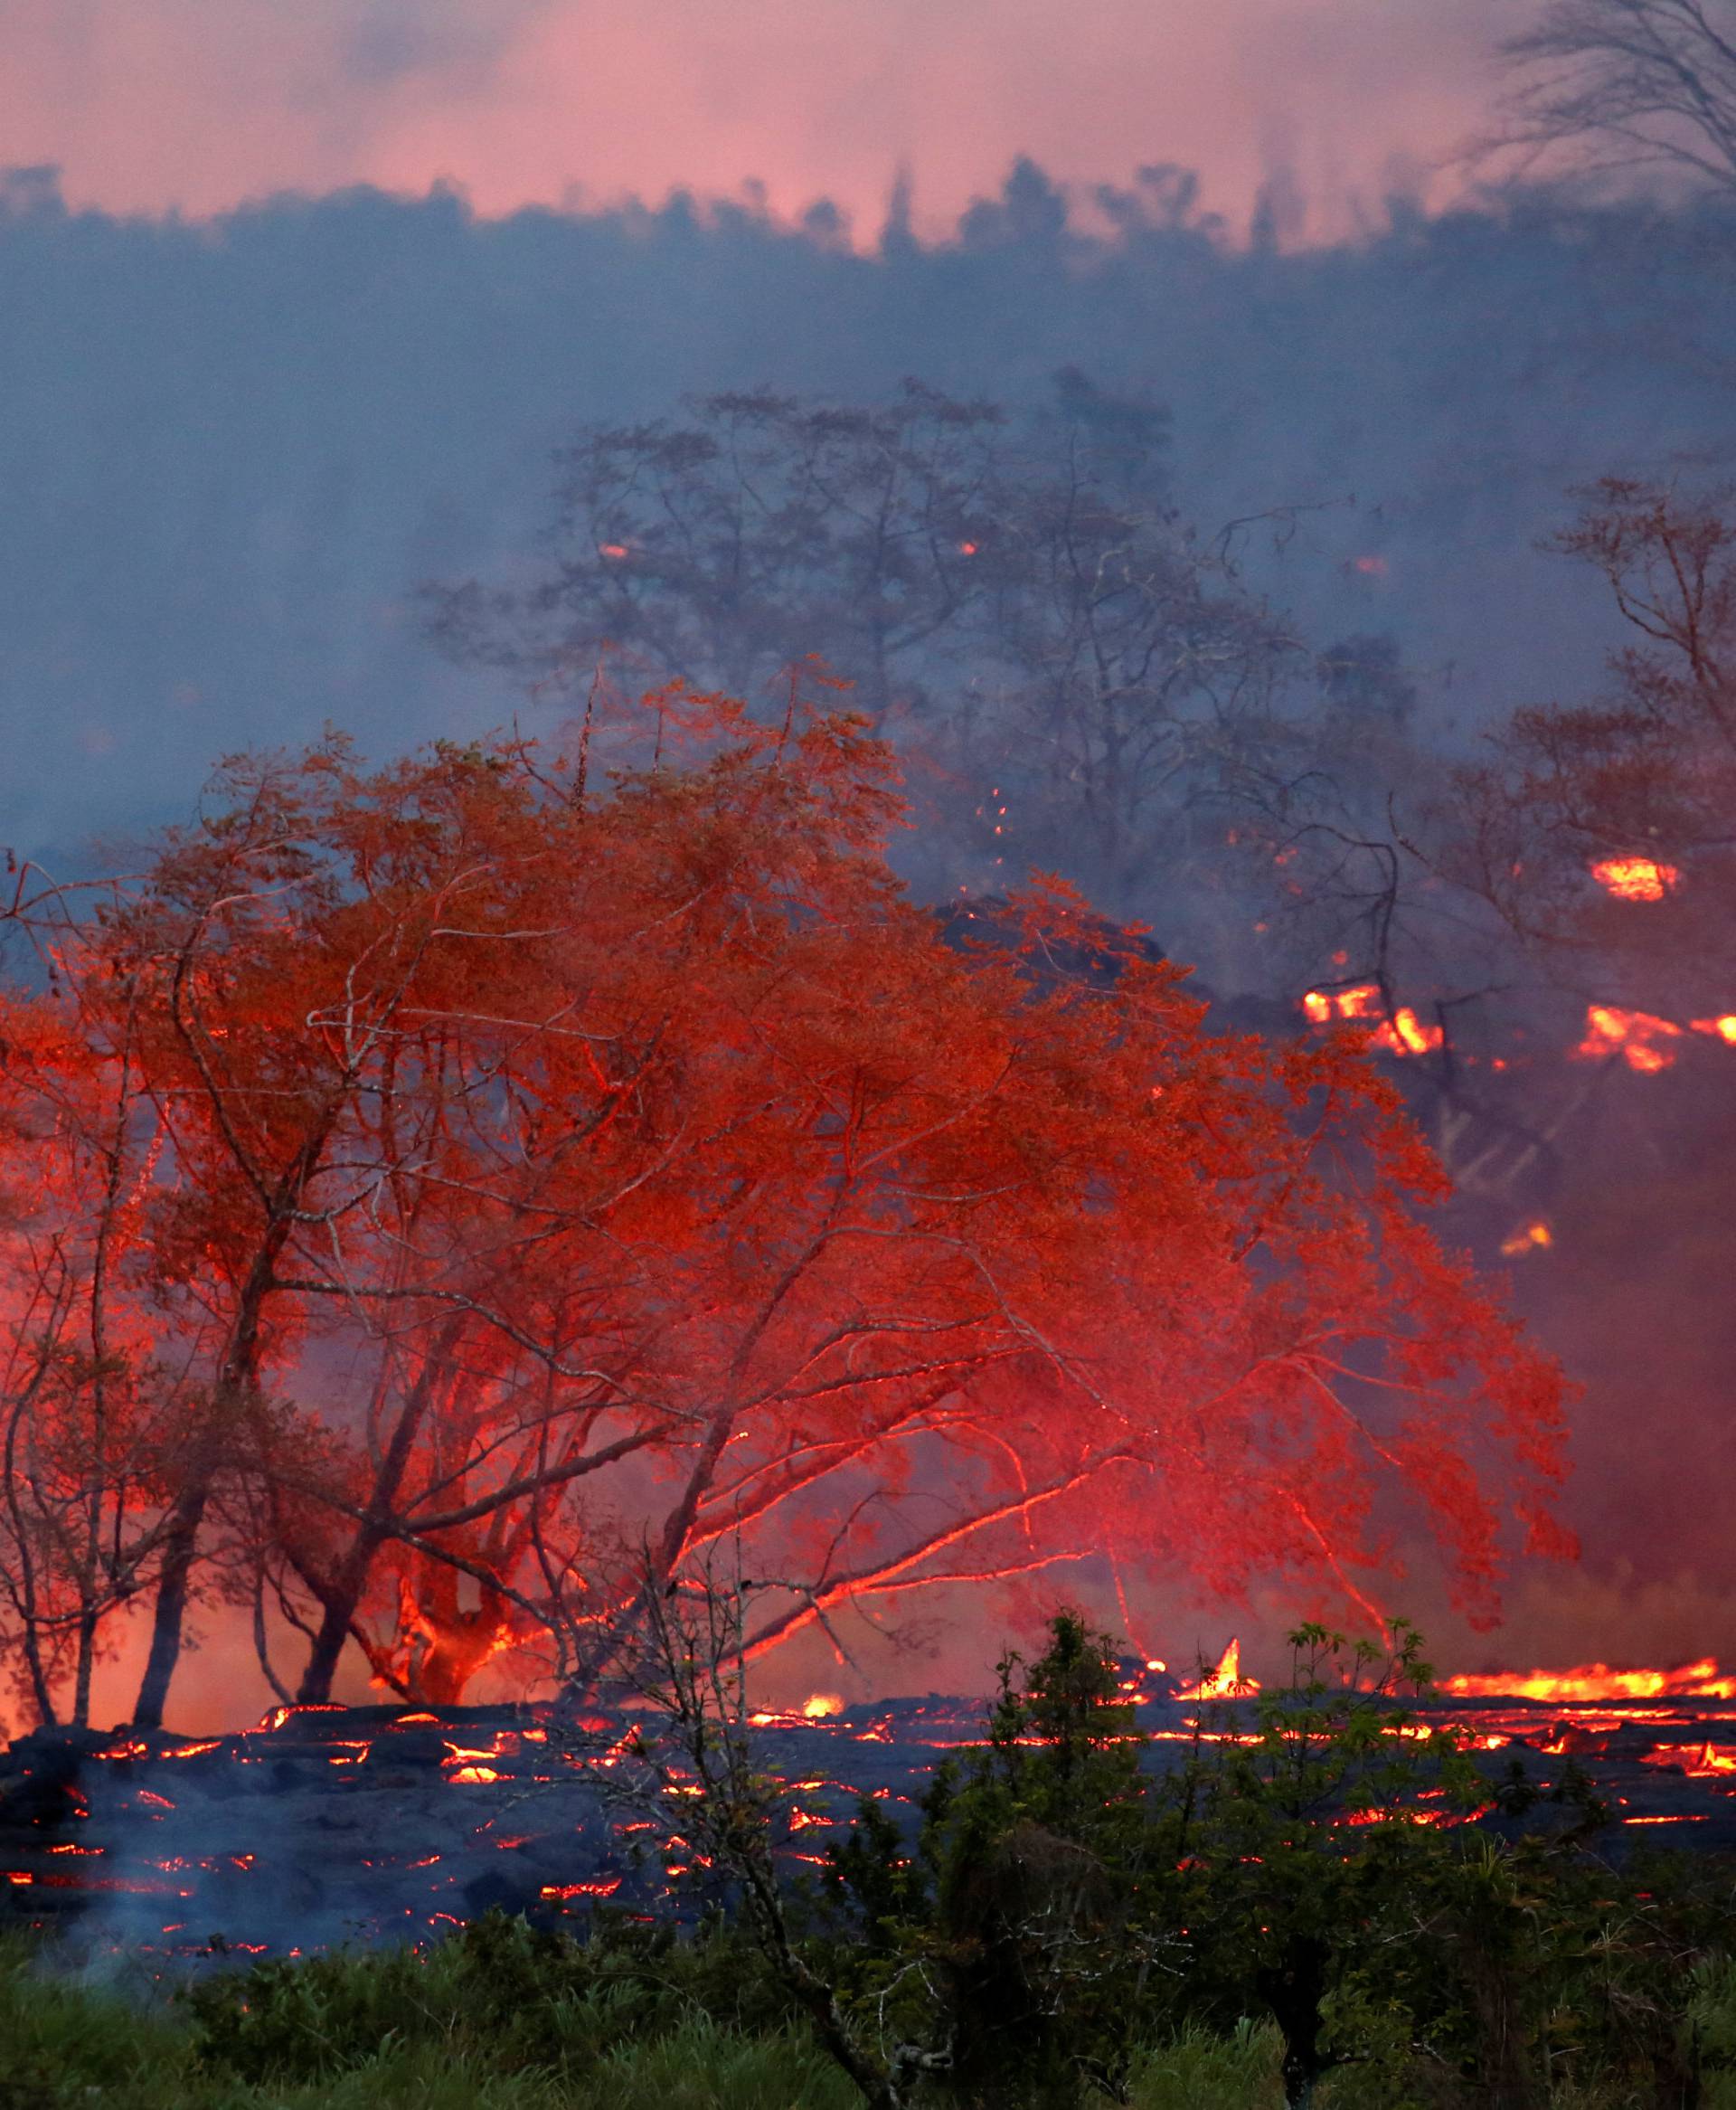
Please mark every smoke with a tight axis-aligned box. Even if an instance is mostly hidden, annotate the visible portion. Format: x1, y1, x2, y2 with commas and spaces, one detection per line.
0, 0, 1533, 239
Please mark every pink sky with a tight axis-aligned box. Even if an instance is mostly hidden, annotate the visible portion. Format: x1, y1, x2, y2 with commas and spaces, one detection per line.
1, 0, 1531, 241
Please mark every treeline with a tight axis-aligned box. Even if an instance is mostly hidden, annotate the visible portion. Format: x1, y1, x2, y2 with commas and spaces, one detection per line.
2, 160, 1734, 866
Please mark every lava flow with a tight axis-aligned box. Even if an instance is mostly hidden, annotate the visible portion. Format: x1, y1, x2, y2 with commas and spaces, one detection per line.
1440, 1658, 1736, 1703
11, 1650, 1736, 1959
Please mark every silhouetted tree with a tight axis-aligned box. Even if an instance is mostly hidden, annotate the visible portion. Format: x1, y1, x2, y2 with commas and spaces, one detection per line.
1494, 0, 1736, 195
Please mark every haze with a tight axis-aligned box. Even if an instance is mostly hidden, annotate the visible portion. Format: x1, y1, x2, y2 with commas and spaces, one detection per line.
3, 0, 1523, 239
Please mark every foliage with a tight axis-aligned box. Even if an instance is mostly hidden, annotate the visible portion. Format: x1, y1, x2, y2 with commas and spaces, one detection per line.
0, 686, 1567, 1733
427, 378, 1308, 910
810, 1613, 1727, 2108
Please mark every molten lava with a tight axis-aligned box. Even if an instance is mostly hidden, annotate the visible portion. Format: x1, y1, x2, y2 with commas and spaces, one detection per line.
1574, 1005, 1683, 1072
1176, 1639, 1256, 1701
1641, 1741, 1736, 1777
1301, 985, 1440, 1055
1441, 1658, 1736, 1703
1590, 856, 1678, 902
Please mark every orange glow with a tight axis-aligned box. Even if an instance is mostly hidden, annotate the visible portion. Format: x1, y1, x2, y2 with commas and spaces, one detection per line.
254, 1702, 345, 1733
1374, 1007, 1443, 1056
1301, 985, 1439, 1055
802, 1692, 845, 1718
1691, 1015, 1736, 1044
1441, 1658, 1736, 1702
1176, 1638, 1257, 1700
1643, 1742, 1736, 1776
599, 543, 630, 559
1590, 855, 1678, 902
1500, 1220, 1552, 1258
1574, 1005, 1682, 1072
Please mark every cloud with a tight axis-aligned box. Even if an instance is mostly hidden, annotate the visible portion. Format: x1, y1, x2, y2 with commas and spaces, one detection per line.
0, 0, 1534, 238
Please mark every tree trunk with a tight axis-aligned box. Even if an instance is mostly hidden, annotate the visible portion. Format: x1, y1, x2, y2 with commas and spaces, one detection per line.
400, 1558, 511, 1705
130, 1479, 211, 1729
129, 1207, 297, 1727
293, 1334, 461, 1702
292, 1533, 384, 1704
1257, 1934, 1333, 2110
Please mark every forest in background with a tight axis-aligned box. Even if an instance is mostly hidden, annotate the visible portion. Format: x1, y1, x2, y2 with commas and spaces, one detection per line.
2, 158, 1733, 870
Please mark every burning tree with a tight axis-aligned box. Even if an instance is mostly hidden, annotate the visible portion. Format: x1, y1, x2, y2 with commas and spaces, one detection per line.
0, 684, 1568, 1728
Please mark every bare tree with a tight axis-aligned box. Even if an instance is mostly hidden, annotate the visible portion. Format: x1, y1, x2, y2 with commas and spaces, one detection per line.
1492, 0, 1736, 195
596, 1559, 949, 2110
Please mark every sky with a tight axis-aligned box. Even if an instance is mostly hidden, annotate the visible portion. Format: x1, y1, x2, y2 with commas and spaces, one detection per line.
0, 0, 1533, 241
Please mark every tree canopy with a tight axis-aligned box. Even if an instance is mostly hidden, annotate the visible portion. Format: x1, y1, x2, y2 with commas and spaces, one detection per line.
0, 685, 1568, 1729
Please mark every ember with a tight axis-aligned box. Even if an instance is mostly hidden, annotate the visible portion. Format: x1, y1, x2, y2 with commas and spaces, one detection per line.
1300, 984, 1441, 1054
1574, 1004, 1683, 1071
1590, 855, 1678, 902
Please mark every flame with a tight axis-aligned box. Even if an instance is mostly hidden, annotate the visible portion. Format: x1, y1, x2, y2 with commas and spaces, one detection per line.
1441, 1658, 1736, 1702
1500, 1219, 1552, 1258
1642, 1742, 1736, 1776
802, 1693, 845, 1719
599, 543, 629, 560
1691, 1016, 1736, 1044
1305, 982, 1382, 1022
1575, 1005, 1682, 1072
1375, 1008, 1443, 1056
1301, 985, 1439, 1054
1176, 1639, 1257, 1700
1590, 856, 1678, 902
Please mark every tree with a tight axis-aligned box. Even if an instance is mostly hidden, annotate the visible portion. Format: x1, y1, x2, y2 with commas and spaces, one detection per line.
1451, 477, 1736, 1018
2, 686, 1569, 1726
1492, 0, 1736, 197
425, 382, 1007, 727
426, 379, 1300, 917
0, 989, 184, 1727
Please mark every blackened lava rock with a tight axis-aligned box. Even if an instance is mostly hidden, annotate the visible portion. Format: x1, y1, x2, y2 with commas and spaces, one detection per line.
363, 1728, 451, 1771
460, 1865, 546, 1919
4, 1725, 110, 1785
1476, 1801, 1607, 1850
